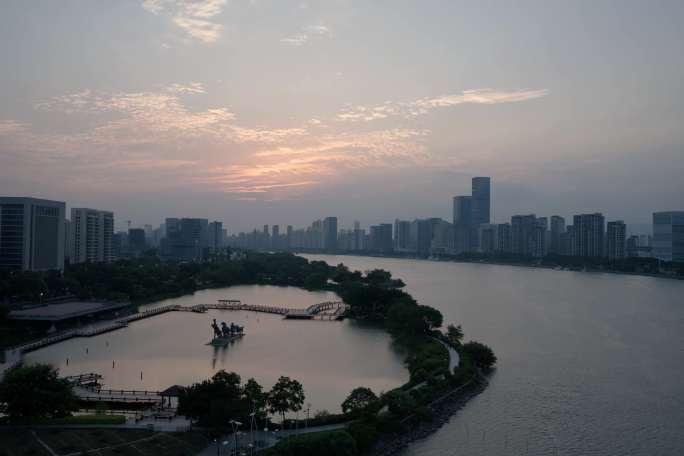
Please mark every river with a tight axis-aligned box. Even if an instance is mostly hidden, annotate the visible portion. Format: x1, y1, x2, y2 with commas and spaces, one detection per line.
25, 285, 408, 415
306, 254, 684, 456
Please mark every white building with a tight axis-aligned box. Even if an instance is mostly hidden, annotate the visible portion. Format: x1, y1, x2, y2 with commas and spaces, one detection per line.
70, 208, 114, 264
0, 197, 66, 271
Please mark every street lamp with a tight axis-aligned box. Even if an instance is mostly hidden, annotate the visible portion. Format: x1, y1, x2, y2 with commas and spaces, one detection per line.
229, 420, 242, 456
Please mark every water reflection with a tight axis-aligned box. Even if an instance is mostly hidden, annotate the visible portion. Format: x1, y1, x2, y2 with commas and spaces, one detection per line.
26, 285, 408, 413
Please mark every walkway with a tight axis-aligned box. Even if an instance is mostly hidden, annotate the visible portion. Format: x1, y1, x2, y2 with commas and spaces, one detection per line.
7, 299, 349, 356
196, 423, 348, 456
434, 337, 460, 372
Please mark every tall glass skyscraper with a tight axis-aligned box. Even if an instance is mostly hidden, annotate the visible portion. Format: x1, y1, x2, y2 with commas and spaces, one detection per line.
653, 211, 684, 262
471, 177, 491, 226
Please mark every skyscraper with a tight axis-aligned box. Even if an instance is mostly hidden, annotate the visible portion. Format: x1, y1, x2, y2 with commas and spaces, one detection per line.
453, 196, 472, 254
322, 217, 338, 250
70, 208, 114, 264
572, 213, 605, 257
0, 197, 66, 271
549, 215, 566, 254
652, 211, 684, 262
471, 177, 491, 226
511, 214, 537, 256
394, 219, 412, 252
370, 223, 393, 253
606, 220, 626, 261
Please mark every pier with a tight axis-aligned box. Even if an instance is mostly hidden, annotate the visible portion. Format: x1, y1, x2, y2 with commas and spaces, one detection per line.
8, 299, 349, 355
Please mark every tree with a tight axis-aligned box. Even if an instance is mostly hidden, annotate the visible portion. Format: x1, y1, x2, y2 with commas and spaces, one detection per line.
462, 341, 497, 369
341, 387, 378, 415
177, 370, 248, 427
268, 376, 305, 425
0, 363, 77, 422
243, 378, 267, 421
383, 389, 416, 416
446, 324, 464, 346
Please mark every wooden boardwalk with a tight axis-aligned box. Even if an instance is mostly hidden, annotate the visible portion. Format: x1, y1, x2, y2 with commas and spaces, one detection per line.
10, 299, 349, 355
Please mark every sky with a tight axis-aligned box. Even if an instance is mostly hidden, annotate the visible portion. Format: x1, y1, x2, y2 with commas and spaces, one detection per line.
0, 0, 683, 233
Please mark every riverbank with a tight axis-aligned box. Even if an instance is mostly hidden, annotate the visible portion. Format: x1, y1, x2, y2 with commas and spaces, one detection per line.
372, 371, 489, 456
298, 249, 684, 281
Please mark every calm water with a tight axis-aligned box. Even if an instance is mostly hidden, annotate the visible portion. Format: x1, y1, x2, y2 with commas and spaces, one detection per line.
25, 285, 408, 414
307, 255, 684, 456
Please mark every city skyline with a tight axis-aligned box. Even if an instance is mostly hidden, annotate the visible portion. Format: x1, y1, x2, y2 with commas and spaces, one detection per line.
1, 1, 683, 231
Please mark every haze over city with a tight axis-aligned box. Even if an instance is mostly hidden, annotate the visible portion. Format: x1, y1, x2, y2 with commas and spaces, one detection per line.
1, 1, 683, 231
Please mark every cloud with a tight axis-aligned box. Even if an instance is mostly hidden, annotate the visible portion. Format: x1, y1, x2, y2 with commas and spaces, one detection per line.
142, 0, 227, 44
166, 82, 206, 94
281, 24, 331, 46
336, 88, 549, 121
0, 120, 28, 136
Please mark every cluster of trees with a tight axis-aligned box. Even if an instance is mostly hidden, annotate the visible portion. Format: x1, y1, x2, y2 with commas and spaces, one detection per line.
0, 363, 78, 423
0, 253, 342, 305
177, 371, 305, 429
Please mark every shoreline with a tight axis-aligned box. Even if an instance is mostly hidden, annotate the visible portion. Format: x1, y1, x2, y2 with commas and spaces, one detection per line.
299, 250, 684, 281
372, 371, 490, 456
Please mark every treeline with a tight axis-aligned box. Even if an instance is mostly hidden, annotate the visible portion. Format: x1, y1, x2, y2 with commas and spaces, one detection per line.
0, 253, 340, 305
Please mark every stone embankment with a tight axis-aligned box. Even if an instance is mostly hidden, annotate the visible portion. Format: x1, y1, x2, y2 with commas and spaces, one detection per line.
372, 372, 490, 456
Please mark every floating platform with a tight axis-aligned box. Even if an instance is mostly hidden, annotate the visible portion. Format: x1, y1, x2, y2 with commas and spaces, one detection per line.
206, 334, 244, 346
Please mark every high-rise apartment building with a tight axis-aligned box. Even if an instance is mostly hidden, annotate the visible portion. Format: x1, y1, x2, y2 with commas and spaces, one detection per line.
652, 211, 684, 262
497, 223, 512, 253
128, 228, 147, 256
511, 214, 537, 256
394, 219, 412, 252
549, 215, 566, 254
322, 217, 338, 250
453, 196, 472, 254
0, 197, 66, 271
369, 223, 393, 253
572, 213, 605, 257
70, 208, 114, 264
606, 220, 626, 261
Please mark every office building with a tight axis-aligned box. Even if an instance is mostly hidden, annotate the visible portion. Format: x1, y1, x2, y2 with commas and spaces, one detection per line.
128, 228, 147, 256
208, 221, 223, 252
0, 197, 66, 271
653, 211, 684, 262
606, 220, 626, 261
572, 213, 605, 257
70, 208, 114, 264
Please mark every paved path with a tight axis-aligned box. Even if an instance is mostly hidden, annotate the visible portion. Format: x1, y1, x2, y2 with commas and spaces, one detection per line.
434, 338, 460, 372
196, 423, 348, 455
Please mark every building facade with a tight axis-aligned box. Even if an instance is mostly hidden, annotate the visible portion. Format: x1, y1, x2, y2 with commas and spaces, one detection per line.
0, 197, 66, 271
572, 213, 605, 257
70, 208, 114, 264
652, 211, 684, 262
606, 220, 626, 261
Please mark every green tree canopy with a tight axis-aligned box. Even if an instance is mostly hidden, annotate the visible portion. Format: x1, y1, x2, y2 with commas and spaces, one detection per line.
341, 387, 379, 415
446, 324, 464, 346
177, 370, 249, 427
462, 341, 497, 369
0, 363, 77, 422
268, 376, 305, 424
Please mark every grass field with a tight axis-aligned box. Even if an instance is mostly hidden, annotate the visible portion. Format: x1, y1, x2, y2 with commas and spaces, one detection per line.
0, 429, 209, 456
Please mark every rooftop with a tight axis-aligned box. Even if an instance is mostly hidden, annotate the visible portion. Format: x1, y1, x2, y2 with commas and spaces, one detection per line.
8, 300, 131, 322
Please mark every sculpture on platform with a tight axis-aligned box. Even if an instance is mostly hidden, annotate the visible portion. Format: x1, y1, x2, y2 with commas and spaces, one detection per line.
209, 318, 245, 345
